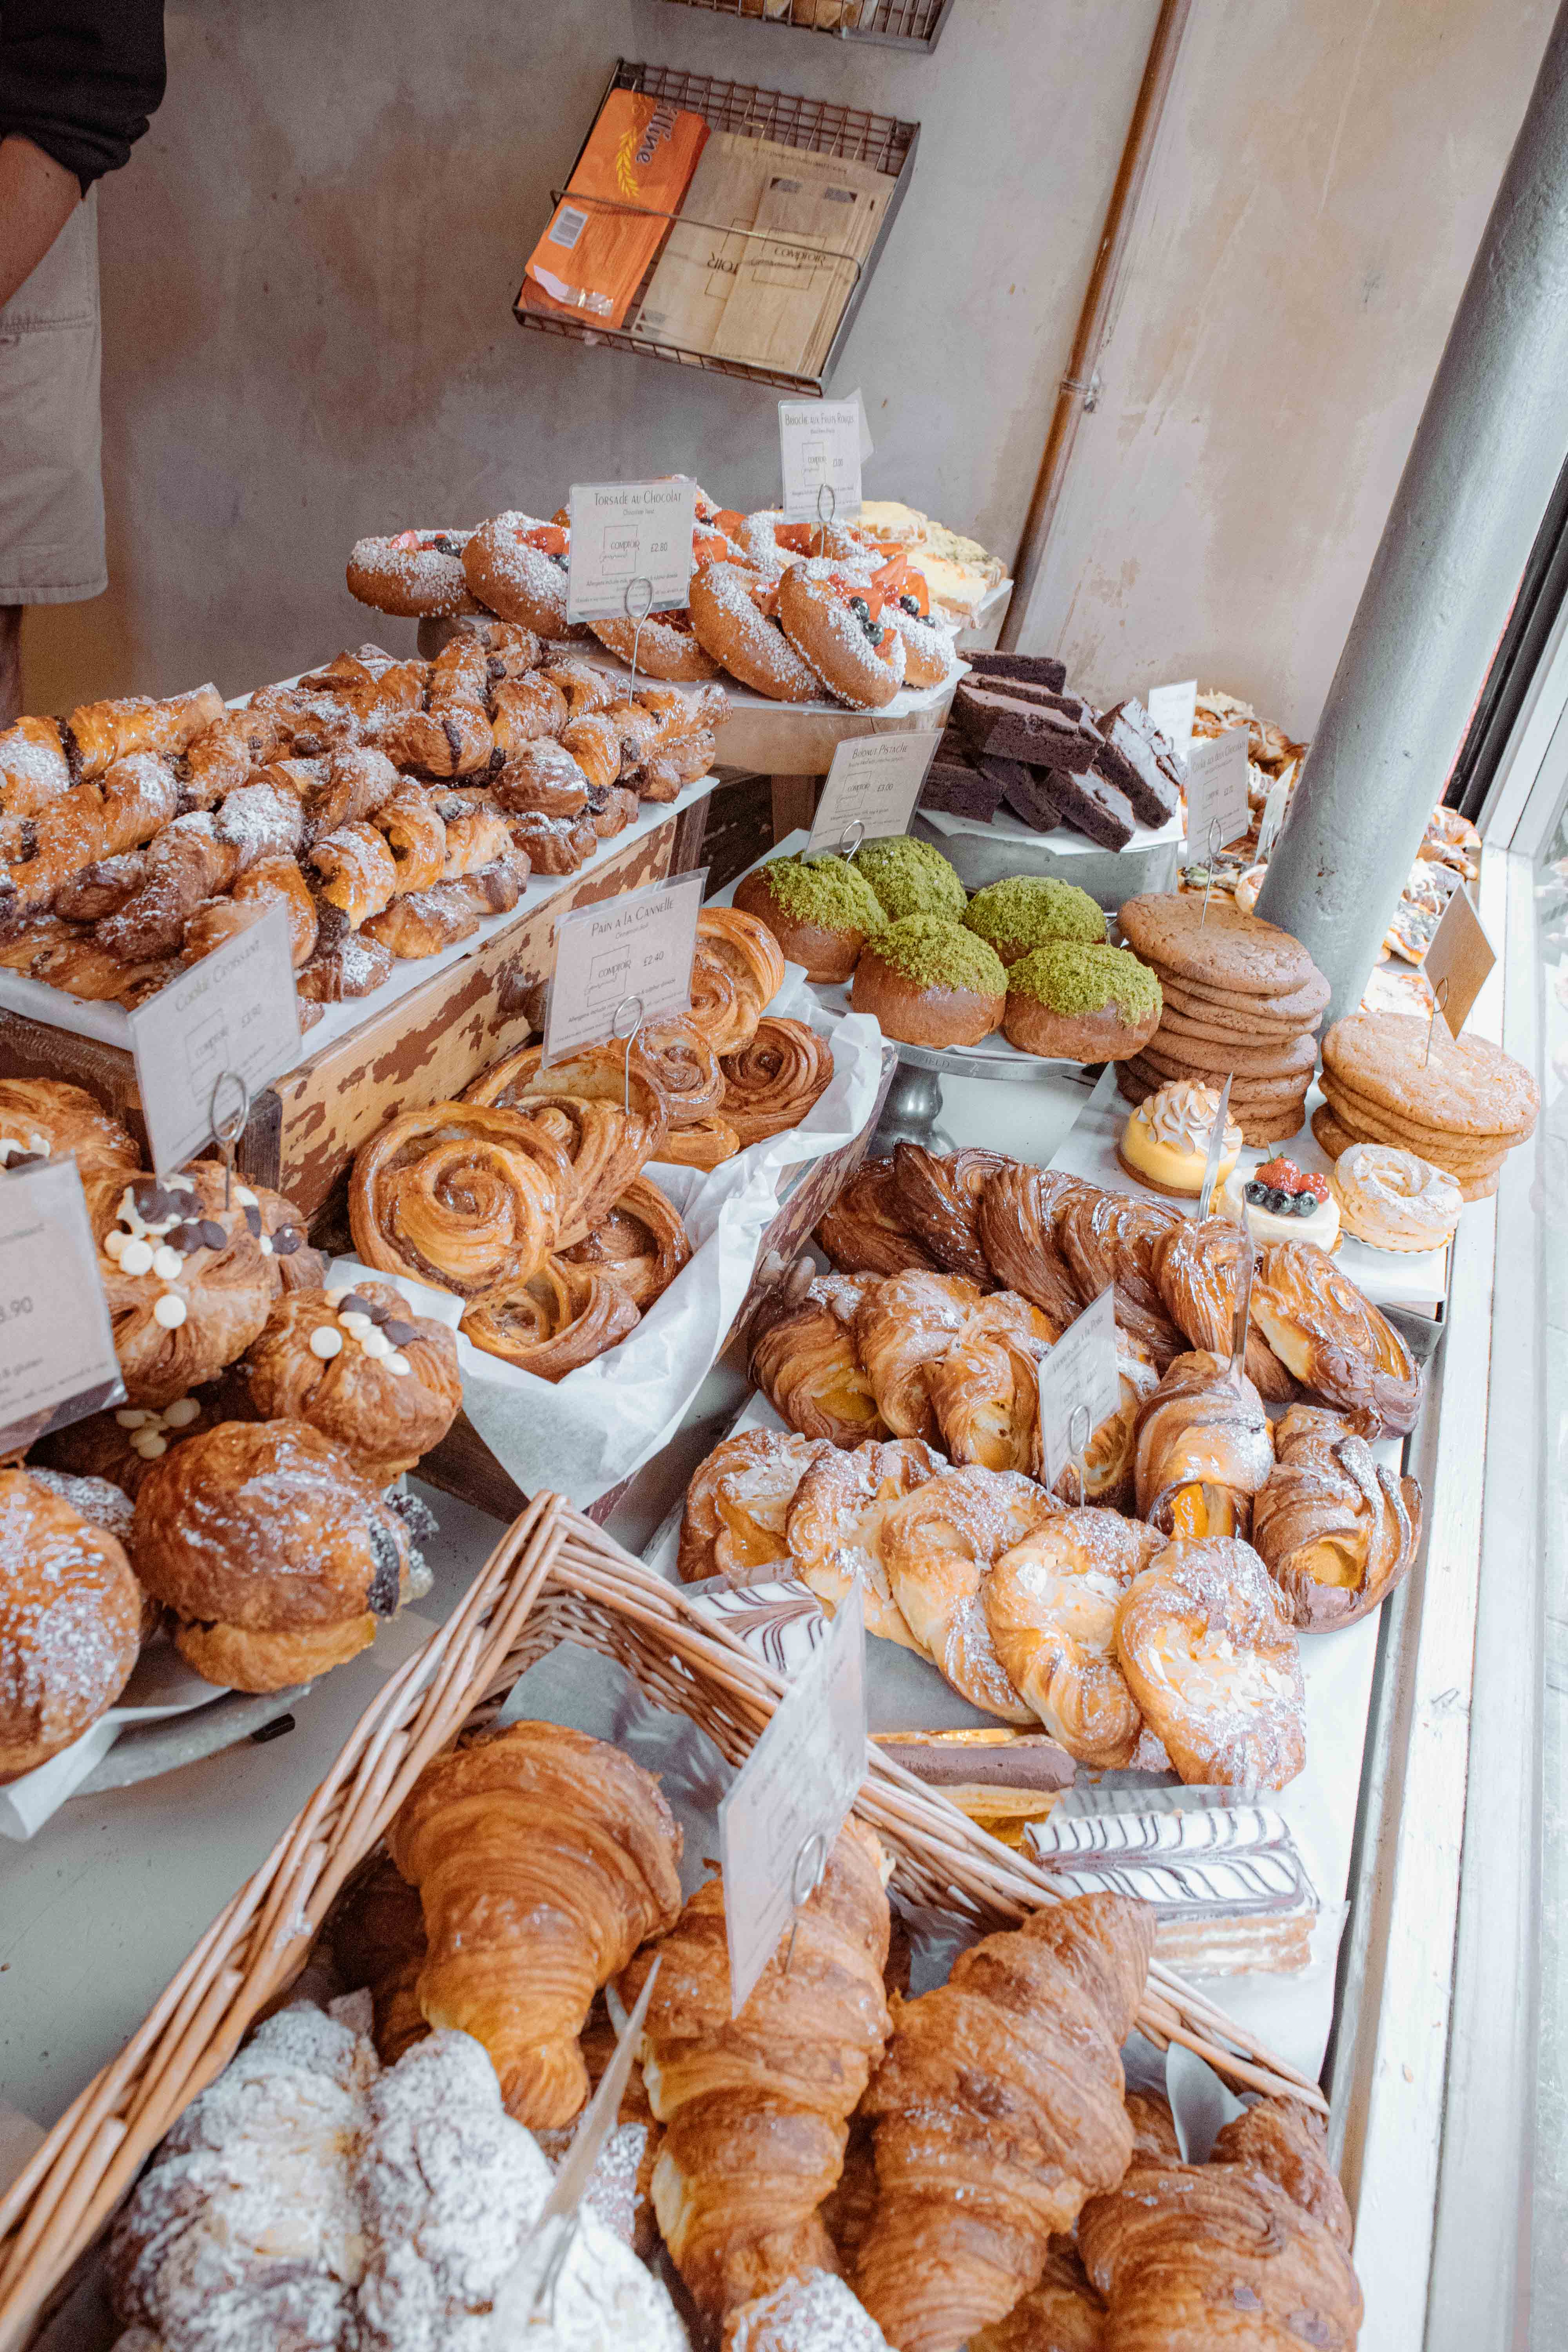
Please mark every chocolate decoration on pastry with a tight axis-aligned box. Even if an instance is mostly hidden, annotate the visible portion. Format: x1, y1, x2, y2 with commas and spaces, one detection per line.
243, 1279, 462, 1486
95, 1161, 273, 1407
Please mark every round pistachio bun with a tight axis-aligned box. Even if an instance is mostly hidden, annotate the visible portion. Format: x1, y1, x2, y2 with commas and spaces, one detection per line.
1003, 940, 1163, 1063
733, 852, 885, 985
853, 834, 967, 922
963, 874, 1106, 964
850, 914, 1006, 1048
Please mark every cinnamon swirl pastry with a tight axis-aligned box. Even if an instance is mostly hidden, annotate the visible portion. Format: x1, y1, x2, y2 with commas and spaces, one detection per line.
853, 1269, 985, 1443
750, 1272, 888, 1447
720, 1019, 834, 1146
930, 1291, 1056, 1472
244, 1279, 462, 1486
463, 1048, 665, 1228
559, 1175, 691, 1311
1151, 1214, 1297, 1404
815, 1162, 938, 1279
695, 905, 787, 1015
1114, 1536, 1307, 1790
635, 1016, 725, 1129
984, 1510, 1164, 1766
1252, 1402, 1422, 1629
657, 1113, 741, 1169
785, 1437, 943, 1651
678, 1428, 830, 1584
1132, 1350, 1275, 1540
461, 1257, 640, 1379
0, 1076, 138, 1184
349, 1103, 563, 1301
1056, 1186, 1186, 1367
1251, 1239, 1422, 1435
878, 1465, 1062, 1719
976, 1163, 1085, 1331
891, 1143, 1009, 1287
96, 1164, 274, 1407
687, 941, 759, 1056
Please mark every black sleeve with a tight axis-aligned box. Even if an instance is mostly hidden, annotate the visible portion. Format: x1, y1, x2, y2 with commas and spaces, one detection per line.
0, 2, 167, 195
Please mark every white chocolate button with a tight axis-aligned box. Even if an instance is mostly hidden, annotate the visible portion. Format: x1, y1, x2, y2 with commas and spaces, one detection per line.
153, 1293, 187, 1328
114, 1408, 151, 1428
361, 1329, 391, 1360
325, 1288, 347, 1308
310, 1325, 344, 1358
103, 1228, 126, 1261
131, 1430, 167, 1458
152, 1245, 182, 1280
339, 1311, 371, 1333
120, 1239, 154, 1276
233, 1185, 257, 1206
387, 1353, 411, 1377
163, 1397, 200, 1428
260, 1235, 274, 1255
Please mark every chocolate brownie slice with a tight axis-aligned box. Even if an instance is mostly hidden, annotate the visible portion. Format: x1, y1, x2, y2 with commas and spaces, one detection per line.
1093, 699, 1181, 826
1038, 751, 1136, 850
1000, 765, 1063, 832
921, 757, 1004, 821
966, 651, 1068, 693
952, 684, 1098, 766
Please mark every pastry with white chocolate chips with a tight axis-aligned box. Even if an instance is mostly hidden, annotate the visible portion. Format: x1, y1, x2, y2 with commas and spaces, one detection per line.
243, 1280, 462, 1487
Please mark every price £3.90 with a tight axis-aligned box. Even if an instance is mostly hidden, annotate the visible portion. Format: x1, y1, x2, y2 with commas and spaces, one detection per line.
0, 1295, 34, 1324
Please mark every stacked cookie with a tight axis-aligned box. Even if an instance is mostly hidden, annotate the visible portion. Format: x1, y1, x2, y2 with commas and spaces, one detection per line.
1316, 1011, 1539, 1201
1114, 893, 1330, 1145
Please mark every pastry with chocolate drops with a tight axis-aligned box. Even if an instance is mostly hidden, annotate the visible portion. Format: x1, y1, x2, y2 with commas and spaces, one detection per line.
0, 1075, 139, 1184
243, 1281, 461, 1488
95, 1163, 274, 1407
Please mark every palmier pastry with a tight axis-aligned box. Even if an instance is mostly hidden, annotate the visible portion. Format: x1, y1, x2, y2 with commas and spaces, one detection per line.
976, 1162, 1085, 1330
243, 1281, 461, 1486
1250, 1237, 1422, 1434
696, 904, 787, 1014
560, 1174, 691, 1311
635, 1015, 725, 1129
879, 1465, 1062, 1718
132, 1419, 412, 1691
1114, 1535, 1307, 1789
461, 1256, 640, 1378
0, 1076, 138, 1183
687, 940, 760, 1056
96, 1164, 274, 1407
32, 1388, 217, 1497
750, 1271, 887, 1447
1252, 1402, 1422, 1630
930, 1291, 1056, 1472
784, 1436, 942, 1650
815, 1162, 938, 1279
1151, 1212, 1297, 1403
984, 1510, 1164, 1767
720, 1018, 833, 1147
677, 1428, 831, 1584
891, 1143, 1008, 1286
0, 1469, 143, 1779
490, 735, 588, 817
1056, 1185, 1186, 1367
350, 1102, 563, 1301
506, 807, 596, 874
463, 512, 573, 634
1133, 1349, 1275, 1540
853, 1268, 984, 1443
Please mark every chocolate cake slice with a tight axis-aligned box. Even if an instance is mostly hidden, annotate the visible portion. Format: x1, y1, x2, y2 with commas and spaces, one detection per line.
965, 650, 1069, 693
1000, 764, 1063, 833
952, 684, 1097, 767
1093, 699, 1182, 826
1038, 751, 1136, 850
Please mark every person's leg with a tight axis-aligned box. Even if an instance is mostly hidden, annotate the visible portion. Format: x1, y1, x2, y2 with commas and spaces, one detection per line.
0, 607, 20, 728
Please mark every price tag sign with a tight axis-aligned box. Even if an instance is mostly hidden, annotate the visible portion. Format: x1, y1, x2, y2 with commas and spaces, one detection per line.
0, 1158, 123, 1455
806, 730, 941, 857
1184, 727, 1251, 853
1255, 777, 1291, 862
128, 899, 300, 1176
719, 1581, 866, 2015
566, 477, 698, 624
779, 392, 864, 523
1036, 1283, 1118, 1489
1423, 882, 1495, 1038
544, 867, 706, 1065
1146, 678, 1197, 762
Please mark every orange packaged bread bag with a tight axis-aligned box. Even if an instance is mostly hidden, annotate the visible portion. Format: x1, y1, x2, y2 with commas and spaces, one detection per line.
522, 90, 709, 331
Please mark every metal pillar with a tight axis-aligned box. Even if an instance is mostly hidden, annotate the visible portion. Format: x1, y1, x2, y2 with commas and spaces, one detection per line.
1256, 4, 1568, 1021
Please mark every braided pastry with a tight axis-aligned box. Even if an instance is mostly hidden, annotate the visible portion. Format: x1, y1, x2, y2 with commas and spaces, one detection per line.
852, 1268, 984, 1443
380, 698, 494, 778
67, 683, 224, 779
461, 1257, 641, 1378
854, 1893, 1155, 2352
1151, 1214, 1296, 1404
1251, 1238, 1422, 1435
545, 655, 619, 717
490, 671, 570, 751
244, 1278, 461, 1485
349, 1102, 563, 1301
976, 1162, 1086, 1330
96, 1163, 274, 1407
816, 1161, 939, 1279
559, 712, 624, 791
983, 1510, 1163, 1766
784, 1436, 941, 1650
891, 1143, 1009, 1287
1132, 1349, 1276, 1540
1057, 1186, 1186, 1367
929, 1290, 1056, 1472
1252, 1401, 1422, 1629
373, 785, 447, 893
720, 1018, 834, 1146
1114, 1535, 1307, 1789
308, 820, 399, 926
750, 1271, 888, 1446
307, 745, 401, 835
426, 635, 491, 705
696, 904, 787, 1012
387, 1719, 683, 2127
678, 1428, 830, 1584
878, 1465, 1062, 1718
560, 1173, 691, 1311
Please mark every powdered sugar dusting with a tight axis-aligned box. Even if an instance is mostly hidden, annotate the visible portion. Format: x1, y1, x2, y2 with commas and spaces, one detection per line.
726, 2269, 890, 2351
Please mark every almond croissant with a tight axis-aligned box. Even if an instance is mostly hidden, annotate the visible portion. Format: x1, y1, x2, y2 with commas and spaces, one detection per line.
386, 1720, 682, 2127
854, 1891, 1155, 2352
621, 1816, 892, 2329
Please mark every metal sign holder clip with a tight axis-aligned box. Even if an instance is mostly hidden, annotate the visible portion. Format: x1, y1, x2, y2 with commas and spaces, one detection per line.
208, 1071, 250, 1209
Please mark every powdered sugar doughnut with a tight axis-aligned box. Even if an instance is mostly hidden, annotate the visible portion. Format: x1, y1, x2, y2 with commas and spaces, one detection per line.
347, 531, 474, 620
588, 608, 719, 682
463, 512, 572, 634
737, 509, 815, 577
883, 598, 954, 688
778, 561, 907, 711
690, 563, 824, 702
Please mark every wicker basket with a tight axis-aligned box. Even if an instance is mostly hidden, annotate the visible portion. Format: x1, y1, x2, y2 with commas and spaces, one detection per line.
0, 1496, 1326, 2351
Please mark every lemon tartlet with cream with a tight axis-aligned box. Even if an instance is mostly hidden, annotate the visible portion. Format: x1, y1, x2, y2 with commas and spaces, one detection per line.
1118, 1079, 1241, 1196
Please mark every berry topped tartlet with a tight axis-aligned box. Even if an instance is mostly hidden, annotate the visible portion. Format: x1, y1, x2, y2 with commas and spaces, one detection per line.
1220, 1156, 1340, 1251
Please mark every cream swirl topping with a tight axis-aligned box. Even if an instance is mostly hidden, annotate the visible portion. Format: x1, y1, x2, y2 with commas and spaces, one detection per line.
1138, 1079, 1241, 1158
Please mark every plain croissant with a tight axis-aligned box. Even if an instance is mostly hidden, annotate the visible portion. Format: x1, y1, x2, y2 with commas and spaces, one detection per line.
621, 1815, 892, 2328
387, 1719, 682, 2127
854, 1891, 1155, 2352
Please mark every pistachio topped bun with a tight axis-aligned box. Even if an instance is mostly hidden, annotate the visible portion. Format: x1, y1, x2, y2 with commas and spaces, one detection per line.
733, 852, 886, 984
850, 914, 1006, 1048
853, 834, 967, 922
963, 874, 1106, 964
1003, 940, 1163, 1063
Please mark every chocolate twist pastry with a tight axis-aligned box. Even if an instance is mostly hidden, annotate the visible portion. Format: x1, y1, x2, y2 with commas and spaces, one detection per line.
1251, 1238, 1423, 1436
95, 816, 240, 961
1252, 1400, 1422, 1629
976, 1162, 1086, 1331
560, 1174, 691, 1311
750, 1272, 888, 1447
489, 672, 569, 752
638, 724, 715, 802
815, 1161, 939, 1280
1056, 1185, 1186, 1367
1151, 1214, 1297, 1404
635, 1014, 726, 1129
182, 855, 319, 970
852, 1268, 984, 1443
95, 1162, 274, 1407
380, 698, 494, 778
490, 734, 587, 814
426, 636, 491, 705
559, 712, 624, 791
890, 1143, 1009, 1287
349, 1102, 563, 1302
374, 784, 447, 893
307, 746, 401, 837
1132, 1349, 1276, 1541
720, 1017, 834, 1147
434, 790, 512, 879
308, 818, 399, 926
461, 1256, 640, 1379
1114, 1535, 1306, 1790
362, 878, 479, 957
243, 1278, 462, 1486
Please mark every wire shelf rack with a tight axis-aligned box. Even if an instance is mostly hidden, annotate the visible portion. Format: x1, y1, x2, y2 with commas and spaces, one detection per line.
655, 0, 954, 51
514, 59, 918, 396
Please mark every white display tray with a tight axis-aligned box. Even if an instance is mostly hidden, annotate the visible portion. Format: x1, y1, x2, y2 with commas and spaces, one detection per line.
920, 797, 1182, 861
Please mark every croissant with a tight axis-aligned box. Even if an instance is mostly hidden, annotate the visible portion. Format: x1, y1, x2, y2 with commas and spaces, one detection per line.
784, 1436, 941, 1651
387, 1719, 682, 2127
1114, 1535, 1306, 1790
212, 777, 306, 870
426, 635, 492, 705
9, 751, 180, 910
66, 682, 224, 779
309, 818, 399, 926
1076, 2098, 1362, 2348
721, 1018, 834, 1147
679, 1427, 831, 1583
1250, 1239, 1422, 1436
854, 1892, 1156, 2352
931, 1290, 1056, 1473
891, 1143, 1009, 1286
0, 715, 71, 813
560, 711, 624, 791
1132, 1349, 1275, 1540
853, 1269, 985, 1442
380, 698, 494, 777
1056, 1188, 1186, 1368
878, 1465, 1061, 1719
751, 1272, 889, 1446
724, 2272, 892, 2352
639, 724, 716, 800
984, 1510, 1164, 1767
183, 855, 319, 969
621, 1817, 892, 2328
307, 745, 402, 836
53, 850, 146, 922
490, 671, 570, 751
434, 789, 512, 878
362, 878, 480, 957
96, 816, 240, 961
816, 1161, 939, 1279
1151, 1215, 1296, 1405
976, 1163, 1085, 1330
1252, 1401, 1421, 1630
460, 1255, 641, 1377
349, 1102, 564, 1301
1042, 1323, 1160, 1512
